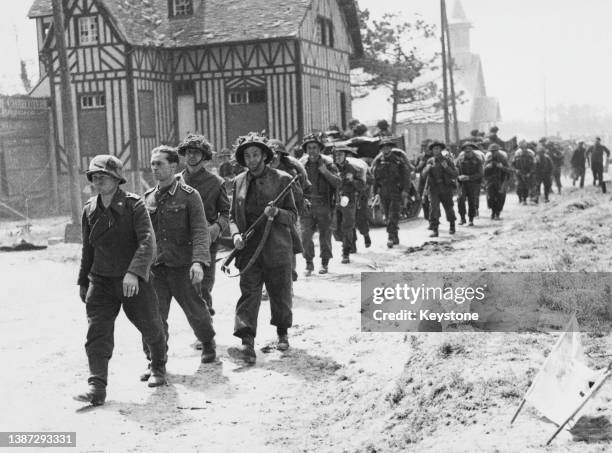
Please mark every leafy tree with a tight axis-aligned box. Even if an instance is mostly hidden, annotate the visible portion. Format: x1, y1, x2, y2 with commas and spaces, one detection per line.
352, 10, 438, 134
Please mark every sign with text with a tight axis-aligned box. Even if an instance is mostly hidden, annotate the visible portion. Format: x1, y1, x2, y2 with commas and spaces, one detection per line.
361, 272, 612, 333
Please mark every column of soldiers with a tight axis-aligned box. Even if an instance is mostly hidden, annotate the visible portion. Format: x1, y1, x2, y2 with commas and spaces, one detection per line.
75, 124, 609, 405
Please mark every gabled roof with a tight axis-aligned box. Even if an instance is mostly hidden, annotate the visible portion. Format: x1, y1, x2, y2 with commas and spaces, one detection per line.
450, 0, 469, 24
28, 0, 363, 55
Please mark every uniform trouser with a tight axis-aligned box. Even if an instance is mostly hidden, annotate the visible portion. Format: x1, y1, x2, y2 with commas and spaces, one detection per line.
486, 184, 506, 214
457, 181, 481, 220
516, 175, 531, 201
144, 264, 215, 358
573, 167, 585, 188
592, 162, 604, 186
533, 176, 552, 201
381, 193, 401, 237
201, 242, 218, 313
335, 204, 357, 256
235, 257, 293, 338
418, 178, 430, 220
428, 190, 456, 228
355, 192, 370, 236
552, 167, 562, 191
85, 274, 166, 388
300, 203, 333, 263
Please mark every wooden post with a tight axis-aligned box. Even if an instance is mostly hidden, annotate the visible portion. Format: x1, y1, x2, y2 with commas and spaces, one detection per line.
47, 102, 60, 214
440, 0, 450, 144
442, 0, 460, 145
51, 0, 82, 235
125, 44, 142, 194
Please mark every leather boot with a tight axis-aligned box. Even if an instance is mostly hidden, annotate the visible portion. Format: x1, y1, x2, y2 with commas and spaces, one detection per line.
459, 216, 466, 225
201, 339, 216, 363
147, 364, 167, 387
429, 228, 439, 238
73, 385, 106, 406
364, 234, 371, 248
319, 259, 329, 274
449, 222, 456, 234
228, 336, 256, 365
341, 254, 350, 264
140, 362, 151, 382
392, 234, 399, 245
277, 334, 290, 351
305, 261, 314, 277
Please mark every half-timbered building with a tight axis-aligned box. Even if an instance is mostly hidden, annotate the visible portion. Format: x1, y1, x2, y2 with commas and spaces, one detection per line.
28, 0, 362, 182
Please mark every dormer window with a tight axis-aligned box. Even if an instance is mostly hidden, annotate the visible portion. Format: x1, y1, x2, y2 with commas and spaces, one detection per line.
316, 16, 334, 48
170, 0, 193, 17
78, 16, 98, 45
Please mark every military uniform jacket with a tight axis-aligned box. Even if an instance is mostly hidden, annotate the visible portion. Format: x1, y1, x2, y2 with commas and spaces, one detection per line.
336, 161, 366, 206
371, 152, 409, 195
534, 154, 554, 178
78, 189, 155, 286
455, 151, 484, 183
511, 149, 535, 175
300, 154, 341, 209
179, 168, 230, 244
484, 152, 512, 185
230, 167, 297, 268
422, 155, 458, 193
144, 180, 211, 268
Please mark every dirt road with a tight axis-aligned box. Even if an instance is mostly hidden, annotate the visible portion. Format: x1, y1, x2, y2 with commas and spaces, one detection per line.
1, 182, 611, 452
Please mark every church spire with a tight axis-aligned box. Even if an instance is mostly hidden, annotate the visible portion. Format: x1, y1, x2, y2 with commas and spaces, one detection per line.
450, 0, 470, 24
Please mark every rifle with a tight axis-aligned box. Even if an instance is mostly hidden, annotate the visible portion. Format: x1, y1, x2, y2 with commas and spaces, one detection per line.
221, 174, 299, 276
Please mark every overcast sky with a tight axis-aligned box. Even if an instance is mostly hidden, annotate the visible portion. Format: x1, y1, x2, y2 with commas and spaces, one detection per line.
356, 0, 612, 123
2, 1, 612, 124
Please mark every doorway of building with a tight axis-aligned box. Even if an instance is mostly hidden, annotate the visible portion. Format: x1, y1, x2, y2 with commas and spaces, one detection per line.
226, 88, 267, 146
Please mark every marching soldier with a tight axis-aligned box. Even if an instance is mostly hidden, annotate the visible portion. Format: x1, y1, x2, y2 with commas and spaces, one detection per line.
353, 156, 373, 250
140, 147, 216, 385
177, 134, 230, 321
586, 137, 610, 187
511, 141, 535, 205
533, 144, 554, 203
332, 145, 366, 264
483, 144, 512, 220
415, 142, 434, 223
488, 126, 505, 148
570, 141, 588, 188
422, 141, 458, 237
542, 138, 564, 194
372, 138, 410, 248
455, 142, 483, 226
269, 138, 309, 282
300, 134, 341, 275
227, 133, 297, 365
75, 155, 166, 405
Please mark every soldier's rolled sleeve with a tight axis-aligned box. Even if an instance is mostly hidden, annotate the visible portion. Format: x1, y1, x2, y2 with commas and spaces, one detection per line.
77, 209, 93, 286
214, 183, 231, 237
229, 180, 240, 237
275, 182, 298, 226
127, 198, 156, 281
323, 163, 342, 188
189, 191, 211, 267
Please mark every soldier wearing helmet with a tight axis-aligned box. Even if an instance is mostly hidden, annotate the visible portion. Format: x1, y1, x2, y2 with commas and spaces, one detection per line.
75, 155, 166, 406
484, 143, 512, 220
511, 140, 536, 205
176, 134, 230, 351
455, 142, 483, 226
371, 138, 411, 247
268, 138, 309, 282
533, 144, 554, 203
332, 145, 365, 264
227, 133, 298, 365
299, 133, 341, 275
422, 141, 458, 237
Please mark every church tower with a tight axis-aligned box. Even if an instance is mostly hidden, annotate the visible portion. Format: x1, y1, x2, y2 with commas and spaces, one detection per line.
448, 0, 472, 55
